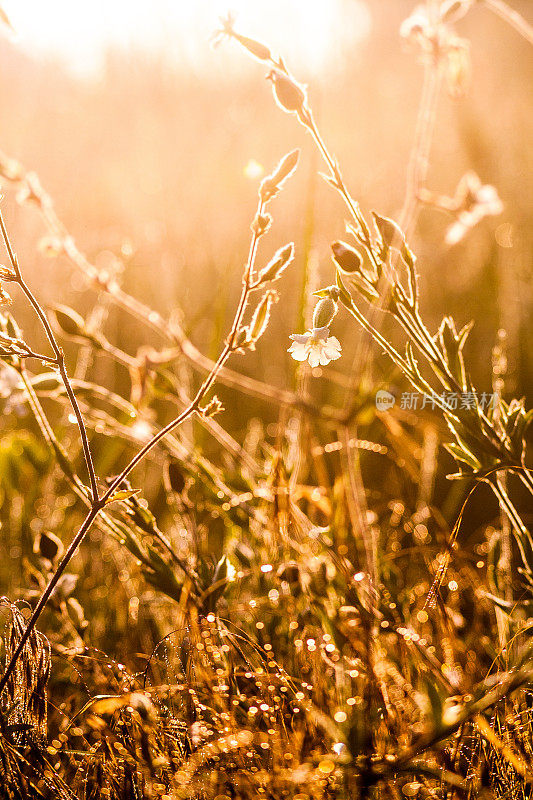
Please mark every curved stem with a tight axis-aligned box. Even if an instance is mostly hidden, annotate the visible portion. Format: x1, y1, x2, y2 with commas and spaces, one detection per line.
483, 0, 533, 46
0, 208, 99, 503
0, 196, 267, 694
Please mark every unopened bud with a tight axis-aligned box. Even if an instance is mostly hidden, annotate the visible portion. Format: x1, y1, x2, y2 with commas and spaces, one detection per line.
266, 70, 306, 115
260, 149, 300, 202
0, 286, 12, 306
257, 243, 294, 283
312, 297, 337, 329
234, 32, 272, 62
331, 241, 363, 273
51, 305, 87, 339
372, 212, 404, 251
249, 290, 278, 344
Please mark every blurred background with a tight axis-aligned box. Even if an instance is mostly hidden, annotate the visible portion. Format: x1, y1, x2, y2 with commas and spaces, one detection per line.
0, 1, 529, 392
0, 0, 531, 455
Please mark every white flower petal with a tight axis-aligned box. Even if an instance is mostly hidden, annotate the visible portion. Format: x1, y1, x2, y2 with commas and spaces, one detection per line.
323, 347, 341, 361
308, 351, 321, 368
325, 336, 341, 350
288, 343, 309, 361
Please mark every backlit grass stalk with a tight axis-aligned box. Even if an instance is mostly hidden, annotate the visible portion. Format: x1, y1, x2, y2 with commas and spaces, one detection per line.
483, 0, 533, 45
0, 156, 321, 417
0, 161, 294, 697
0, 208, 99, 504
224, 17, 533, 586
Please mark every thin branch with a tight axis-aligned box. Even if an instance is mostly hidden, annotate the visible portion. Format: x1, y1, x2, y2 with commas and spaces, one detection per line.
0, 192, 272, 694
483, 0, 533, 46
0, 207, 99, 503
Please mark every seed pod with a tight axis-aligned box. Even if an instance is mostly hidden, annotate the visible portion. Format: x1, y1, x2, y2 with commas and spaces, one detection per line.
267, 70, 306, 115
257, 243, 294, 283
312, 297, 338, 329
372, 212, 404, 251
260, 149, 300, 202
331, 240, 363, 273
249, 290, 278, 345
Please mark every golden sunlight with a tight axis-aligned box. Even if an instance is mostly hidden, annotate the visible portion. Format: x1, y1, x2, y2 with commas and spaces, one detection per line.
4, 0, 371, 76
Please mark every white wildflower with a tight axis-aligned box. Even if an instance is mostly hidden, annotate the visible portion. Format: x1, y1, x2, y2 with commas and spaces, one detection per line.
288, 326, 342, 368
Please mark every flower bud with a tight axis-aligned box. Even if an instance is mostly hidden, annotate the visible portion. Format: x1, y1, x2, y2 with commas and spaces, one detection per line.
249, 290, 278, 344
266, 70, 306, 115
257, 243, 294, 283
372, 212, 404, 251
312, 297, 337, 329
260, 149, 300, 202
51, 305, 88, 339
331, 240, 363, 273
234, 32, 272, 62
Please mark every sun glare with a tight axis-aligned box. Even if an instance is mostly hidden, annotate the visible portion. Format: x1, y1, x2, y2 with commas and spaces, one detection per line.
3, 0, 371, 77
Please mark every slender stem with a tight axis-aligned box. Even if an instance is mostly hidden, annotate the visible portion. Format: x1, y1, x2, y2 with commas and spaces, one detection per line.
101, 199, 264, 504
0, 196, 267, 693
400, 59, 441, 237
0, 505, 99, 697
490, 477, 533, 574
518, 468, 533, 498
0, 208, 100, 503
483, 0, 533, 46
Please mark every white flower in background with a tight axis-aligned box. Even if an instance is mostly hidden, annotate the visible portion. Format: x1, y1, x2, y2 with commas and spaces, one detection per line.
445, 172, 503, 245
288, 326, 342, 368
